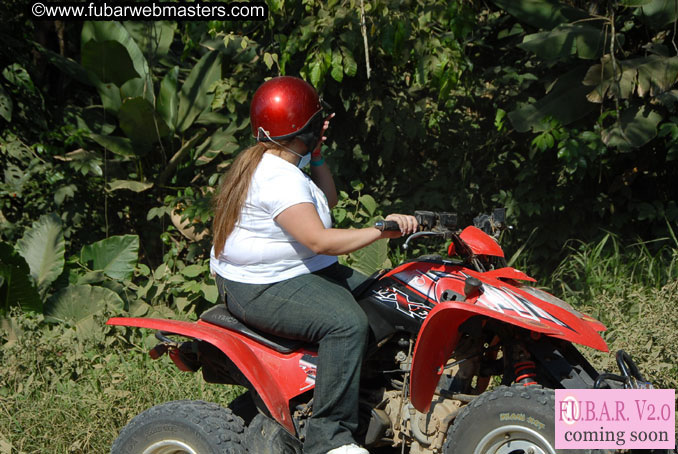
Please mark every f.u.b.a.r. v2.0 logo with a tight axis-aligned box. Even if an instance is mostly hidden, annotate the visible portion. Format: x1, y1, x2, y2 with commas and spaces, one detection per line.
555, 389, 675, 450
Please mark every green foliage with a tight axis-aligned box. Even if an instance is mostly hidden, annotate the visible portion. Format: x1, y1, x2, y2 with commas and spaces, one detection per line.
81, 39, 141, 86
80, 235, 139, 281
1, 215, 146, 339
15, 214, 65, 296
0, 243, 41, 315
348, 239, 391, 277
44, 285, 124, 342
333, 182, 392, 274
547, 234, 678, 391
495, 0, 678, 149
176, 50, 223, 132
446, 0, 678, 265
550, 229, 678, 305
0, 83, 11, 122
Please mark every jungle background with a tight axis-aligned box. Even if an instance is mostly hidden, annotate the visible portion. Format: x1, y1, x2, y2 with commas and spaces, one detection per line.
1, 0, 677, 452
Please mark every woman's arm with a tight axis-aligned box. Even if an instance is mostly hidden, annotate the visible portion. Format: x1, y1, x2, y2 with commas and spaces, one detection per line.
275, 203, 417, 256
310, 160, 338, 208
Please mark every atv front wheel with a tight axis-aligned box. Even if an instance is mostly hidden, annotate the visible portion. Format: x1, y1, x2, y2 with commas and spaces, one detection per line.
444, 385, 602, 454
110, 400, 246, 454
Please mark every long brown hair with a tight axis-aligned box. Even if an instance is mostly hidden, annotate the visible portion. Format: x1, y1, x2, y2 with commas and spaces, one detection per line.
212, 140, 289, 256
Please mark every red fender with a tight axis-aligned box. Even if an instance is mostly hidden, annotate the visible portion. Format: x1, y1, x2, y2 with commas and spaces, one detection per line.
107, 317, 313, 434
459, 226, 505, 257
409, 301, 564, 412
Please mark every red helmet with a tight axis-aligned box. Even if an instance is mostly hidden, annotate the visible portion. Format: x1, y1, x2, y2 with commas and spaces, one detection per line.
250, 76, 325, 144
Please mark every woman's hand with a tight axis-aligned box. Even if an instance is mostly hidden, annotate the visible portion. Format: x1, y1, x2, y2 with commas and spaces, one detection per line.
312, 113, 335, 159
380, 214, 419, 238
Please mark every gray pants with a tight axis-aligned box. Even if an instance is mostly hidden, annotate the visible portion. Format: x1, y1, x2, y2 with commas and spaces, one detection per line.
216, 263, 369, 454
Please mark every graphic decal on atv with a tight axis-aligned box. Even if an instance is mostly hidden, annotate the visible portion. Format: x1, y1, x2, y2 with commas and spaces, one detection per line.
392, 267, 466, 302
299, 354, 317, 389
477, 284, 571, 330
373, 286, 431, 320
392, 268, 437, 299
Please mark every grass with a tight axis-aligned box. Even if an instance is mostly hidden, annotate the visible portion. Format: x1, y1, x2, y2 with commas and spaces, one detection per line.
0, 234, 676, 453
546, 232, 678, 390
0, 319, 241, 454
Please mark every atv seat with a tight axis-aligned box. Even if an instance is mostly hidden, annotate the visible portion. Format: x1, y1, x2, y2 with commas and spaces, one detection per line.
200, 305, 308, 354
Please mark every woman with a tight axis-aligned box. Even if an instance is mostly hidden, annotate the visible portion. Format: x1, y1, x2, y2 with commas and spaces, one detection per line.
210, 76, 417, 454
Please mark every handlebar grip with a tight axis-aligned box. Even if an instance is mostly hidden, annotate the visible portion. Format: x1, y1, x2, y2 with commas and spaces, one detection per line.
374, 220, 400, 231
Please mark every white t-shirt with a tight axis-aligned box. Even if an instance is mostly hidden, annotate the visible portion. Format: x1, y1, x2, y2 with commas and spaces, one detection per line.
210, 153, 337, 284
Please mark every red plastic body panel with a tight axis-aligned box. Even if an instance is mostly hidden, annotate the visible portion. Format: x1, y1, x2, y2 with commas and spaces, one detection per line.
384, 262, 607, 344
383, 262, 609, 413
107, 317, 316, 434
482, 267, 536, 282
459, 226, 505, 257
409, 300, 561, 412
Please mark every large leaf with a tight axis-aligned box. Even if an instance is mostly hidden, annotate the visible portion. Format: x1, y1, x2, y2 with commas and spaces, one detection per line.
123, 21, 176, 58
508, 66, 595, 132
3, 64, 37, 93
81, 21, 153, 102
33, 42, 91, 86
0, 242, 42, 315
359, 194, 378, 216
583, 55, 636, 102
75, 106, 116, 135
81, 40, 140, 86
120, 77, 148, 100
583, 55, 678, 102
348, 239, 391, 276
157, 66, 179, 130
519, 24, 606, 60
80, 235, 139, 280
0, 84, 12, 122
89, 133, 135, 158
491, 0, 589, 30
118, 97, 170, 148
106, 179, 154, 193
195, 127, 239, 166
92, 79, 122, 114
601, 105, 663, 149
16, 213, 65, 295
44, 284, 123, 323
195, 111, 235, 126
636, 55, 678, 97
176, 50, 223, 132
638, 0, 678, 29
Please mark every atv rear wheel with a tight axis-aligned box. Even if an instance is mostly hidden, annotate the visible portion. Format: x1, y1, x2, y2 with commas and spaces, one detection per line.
110, 400, 246, 454
228, 390, 259, 425
443, 385, 602, 454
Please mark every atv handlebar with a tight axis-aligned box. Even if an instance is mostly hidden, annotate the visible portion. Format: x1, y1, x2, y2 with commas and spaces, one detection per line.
374, 209, 506, 235
374, 211, 459, 233
374, 208, 509, 250
374, 220, 401, 231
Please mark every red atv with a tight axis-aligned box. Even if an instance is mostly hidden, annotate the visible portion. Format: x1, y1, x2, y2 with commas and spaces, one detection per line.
108, 209, 657, 454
